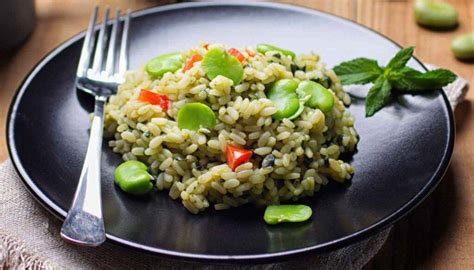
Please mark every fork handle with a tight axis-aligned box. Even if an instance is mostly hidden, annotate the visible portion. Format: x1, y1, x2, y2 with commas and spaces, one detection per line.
60, 95, 107, 246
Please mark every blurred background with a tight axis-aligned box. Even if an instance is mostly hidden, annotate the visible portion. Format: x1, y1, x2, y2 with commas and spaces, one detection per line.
0, 1, 472, 269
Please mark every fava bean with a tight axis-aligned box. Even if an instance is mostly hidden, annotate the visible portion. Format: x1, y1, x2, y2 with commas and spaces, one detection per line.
114, 160, 153, 195
256, 43, 296, 59
451, 33, 474, 60
202, 47, 244, 85
414, 0, 458, 29
296, 80, 334, 113
287, 101, 305, 120
264, 204, 312, 225
267, 79, 301, 120
145, 52, 184, 77
177, 103, 216, 131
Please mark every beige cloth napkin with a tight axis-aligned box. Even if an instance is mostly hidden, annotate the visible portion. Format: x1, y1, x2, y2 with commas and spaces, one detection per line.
0, 70, 468, 269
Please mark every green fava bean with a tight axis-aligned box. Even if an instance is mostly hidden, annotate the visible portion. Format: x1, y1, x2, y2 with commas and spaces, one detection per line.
145, 52, 184, 78
177, 103, 216, 131
114, 160, 153, 195
287, 101, 305, 120
414, 0, 458, 29
267, 79, 301, 120
264, 204, 312, 225
296, 80, 334, 113
256, 43, 296, 59
451, 33, 474, 60
202, 48, 244, 85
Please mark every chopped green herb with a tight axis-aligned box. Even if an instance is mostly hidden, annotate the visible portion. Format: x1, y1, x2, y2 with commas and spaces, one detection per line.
312, 75, 332, 88
290, 64, 298, 74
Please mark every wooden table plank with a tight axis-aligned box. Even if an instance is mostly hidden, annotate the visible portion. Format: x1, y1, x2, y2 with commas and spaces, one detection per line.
0, 0, 472, 268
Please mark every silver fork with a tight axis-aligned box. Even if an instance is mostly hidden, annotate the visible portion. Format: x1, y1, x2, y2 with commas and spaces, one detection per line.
60, 7, 130, 246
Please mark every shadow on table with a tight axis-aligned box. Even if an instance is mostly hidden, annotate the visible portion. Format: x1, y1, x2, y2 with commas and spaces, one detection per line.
365, 101, 472, 269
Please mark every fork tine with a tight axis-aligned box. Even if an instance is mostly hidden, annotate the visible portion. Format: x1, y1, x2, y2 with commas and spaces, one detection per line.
77, 6, 98, 77
118, 10, 131, 76
92, 7, 110, 74
105, 9, 120, 76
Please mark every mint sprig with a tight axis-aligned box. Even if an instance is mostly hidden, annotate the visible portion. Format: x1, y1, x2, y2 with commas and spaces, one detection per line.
333, 47, 457, 117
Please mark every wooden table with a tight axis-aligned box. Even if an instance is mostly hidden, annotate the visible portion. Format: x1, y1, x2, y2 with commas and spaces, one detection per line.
0, 0, 472, 268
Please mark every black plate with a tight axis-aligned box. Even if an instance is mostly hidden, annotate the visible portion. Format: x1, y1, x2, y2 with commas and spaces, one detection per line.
7, 2, 454, 262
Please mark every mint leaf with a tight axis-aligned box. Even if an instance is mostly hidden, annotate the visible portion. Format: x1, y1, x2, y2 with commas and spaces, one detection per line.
365, 76, 392, 117
386, 47, 414, 71
388, 67, 457, 91
333, 58, 383, 85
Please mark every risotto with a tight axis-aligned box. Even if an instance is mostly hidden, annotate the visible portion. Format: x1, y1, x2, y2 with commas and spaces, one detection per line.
104, 43, 358, 214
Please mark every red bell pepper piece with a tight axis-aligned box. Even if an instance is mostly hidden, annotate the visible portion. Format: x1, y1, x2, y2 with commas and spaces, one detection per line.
182, 54, 203, 72
226, 144, 252, 171
227, 48, 245, 62
137, 89, 168, 112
